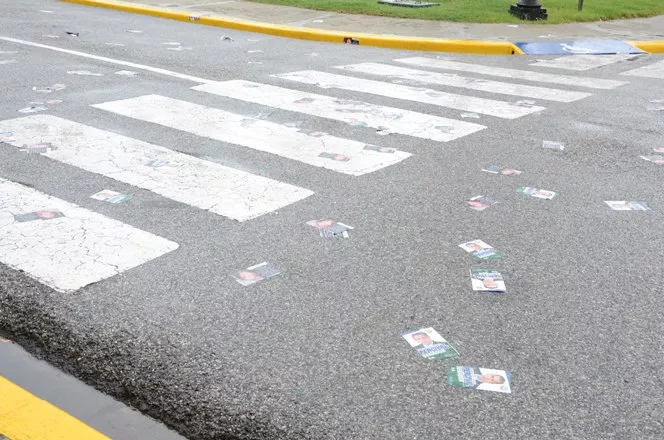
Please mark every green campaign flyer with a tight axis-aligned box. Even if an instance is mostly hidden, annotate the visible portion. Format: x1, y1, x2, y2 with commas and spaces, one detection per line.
447, 366, 512, 393
401, 327, 459, 360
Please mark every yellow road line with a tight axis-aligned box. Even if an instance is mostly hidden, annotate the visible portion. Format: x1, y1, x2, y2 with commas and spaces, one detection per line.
0, 376, 110, 440
61, 0, 523, 55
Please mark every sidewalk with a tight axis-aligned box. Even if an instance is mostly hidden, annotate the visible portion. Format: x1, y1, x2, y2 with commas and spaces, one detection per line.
132, 0, 664, 41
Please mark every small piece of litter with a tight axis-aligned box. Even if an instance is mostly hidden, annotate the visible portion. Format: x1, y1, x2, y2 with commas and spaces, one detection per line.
605, 201, 650, 211
307, 219, 353, 238
448, 366, 512, 393
66, 32, 79, 37
460, 112, 480, 119
401, 328, 460, 360
115, 70, 138, 77
91, 190, 132, 204
232, 262, 280, 286
18, 106, 48, 114
516, 187, 556, 199
67, 70, 103, 76
542, 140, 565, 150
470, 268, 506, 292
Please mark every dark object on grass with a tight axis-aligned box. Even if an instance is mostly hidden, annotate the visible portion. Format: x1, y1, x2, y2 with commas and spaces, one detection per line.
509, 0, 548, 20
378, 0, 439, 7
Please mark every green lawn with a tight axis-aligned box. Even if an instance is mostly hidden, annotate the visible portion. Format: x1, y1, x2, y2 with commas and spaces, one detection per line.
246, 0, 664, 24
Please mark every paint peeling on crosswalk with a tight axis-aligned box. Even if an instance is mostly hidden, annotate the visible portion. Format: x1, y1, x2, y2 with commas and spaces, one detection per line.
395, 57, 628, 89
193, 80, 486, 142
273, 70, 545, 119
0, 179, 179, 292
91, 94, 412, 175
0, 115, 313, 222
336, 63, 591, 102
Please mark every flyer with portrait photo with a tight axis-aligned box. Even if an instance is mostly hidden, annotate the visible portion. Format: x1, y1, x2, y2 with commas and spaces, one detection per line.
447, 366, 512, 394
481, 165, 522, 176
14, 210, 64, 223
232, 262, 281, 286
467, 195, 498, 211
516, 187, 556, 200
470, 268, 506, 292
605, 201, 650, 211
306, 219, 353, 238
90, 190, 132, 204
459, 240, 504, 260
401, 327, 459, 360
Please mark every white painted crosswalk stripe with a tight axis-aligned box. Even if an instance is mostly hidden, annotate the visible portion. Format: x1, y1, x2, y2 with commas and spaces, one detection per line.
91, 95, 411, 176
395, 57, 627, 90
529, 54, 636, 71
621, 59, 664, 79
193, 80, 486, 142
0, 178, 178, 292
272, 70, 545, 119
0, 115, 313, 222
335, 63, 591, 103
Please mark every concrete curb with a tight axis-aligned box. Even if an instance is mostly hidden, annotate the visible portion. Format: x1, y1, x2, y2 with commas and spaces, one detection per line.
61, 0, 524, 55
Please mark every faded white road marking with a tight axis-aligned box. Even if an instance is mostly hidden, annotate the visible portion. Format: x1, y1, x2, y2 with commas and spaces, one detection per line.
273, 70, 545, 119
621, 59, 664, 79
396, 57, 627, 89
0, 36, 216, 84
92, 95, 411, 176
0, 115, 313, 221
529, 54, 636, 71
193, 80, 486, 142
336, 63, 591, 102
0, 178, 178, 292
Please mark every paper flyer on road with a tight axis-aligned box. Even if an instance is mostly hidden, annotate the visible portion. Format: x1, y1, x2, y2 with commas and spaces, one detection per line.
145, 158, 184, 169
470, 268, 506, 292
467, 195, 498, 211
401, 327, 460, 360
13, 210, 64, 223
447, 366, 512, 393
640, 155, 664, 165
517, 187, 557, 200
542, 140, 565, 151
318, 152, 351, 162
459, 240, 504, 259
307, 219, 354, 238
90, 190, 133, 204
482, 165, 522, 176
605, 201, 650, 211
0, 132, 15, 144
19, 142, 56, 154
653, 148, 664, 153
363, 144, 396, 154
232, 262, 281, 286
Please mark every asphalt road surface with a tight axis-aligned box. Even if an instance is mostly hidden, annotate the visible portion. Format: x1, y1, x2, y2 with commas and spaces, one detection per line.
1, 1, 663, 439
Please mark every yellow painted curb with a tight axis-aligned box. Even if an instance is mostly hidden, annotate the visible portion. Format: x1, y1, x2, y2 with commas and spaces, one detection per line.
630, 40, 664, 54
61, 0, 524, 55
0, 376, 110, 440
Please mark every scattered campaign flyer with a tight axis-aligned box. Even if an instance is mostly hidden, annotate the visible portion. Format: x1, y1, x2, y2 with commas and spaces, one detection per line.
90, 190, 132, 204
14, 210, 64, 223
481, 165, 522, 176
363, 144, 396, 154
605, 201, 650, 211
307, 219, 354, 238
145, 158, 184, 169
447, 366, 512, 394
470, 268, 506, 292
640, 155, 664, 165
0, 132, 15, 144
19, 142, 56, 154
467, 195, 498, 211
318, 152, 350, 162
402, 328, 460, 360
517, 187, 556, 200
232, 262, 281, 286
459, 240, 504, 259
653, 147, 664, 153
542, 140, 565, 151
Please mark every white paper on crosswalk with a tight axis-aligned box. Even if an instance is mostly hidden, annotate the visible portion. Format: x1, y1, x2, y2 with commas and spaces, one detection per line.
91, 95, 411, 176
0, 178, 178, 292
192, 80, 486, 142
335, 63, 591, 103
0, 115, 313, 222
621, 59, 664, 79
395, 57, 627, 90
529, 54, 637, 71
272, 70, 545, 119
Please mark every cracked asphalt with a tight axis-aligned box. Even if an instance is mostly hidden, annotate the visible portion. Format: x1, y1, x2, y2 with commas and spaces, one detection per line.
1, 1, 663, 439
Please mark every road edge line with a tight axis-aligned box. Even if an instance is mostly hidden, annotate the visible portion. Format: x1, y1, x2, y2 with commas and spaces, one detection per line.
60, 0, 524, 55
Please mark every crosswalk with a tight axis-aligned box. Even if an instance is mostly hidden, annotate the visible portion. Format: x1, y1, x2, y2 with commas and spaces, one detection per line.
3, 53, 663, 292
